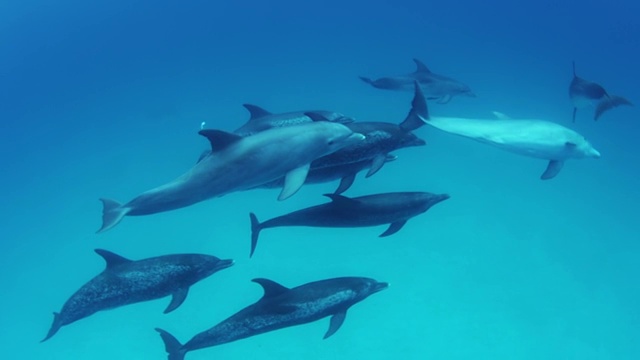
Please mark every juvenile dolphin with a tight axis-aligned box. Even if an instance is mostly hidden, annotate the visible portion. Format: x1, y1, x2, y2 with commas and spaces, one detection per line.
421, 106, 601, 180
233, 104, 354, 136
570, 61, 632, 121
156, 276, 388, 360
359, 58, 475, 104
256, 154, 398, 195
98, 121, 365, 233
42, 249, 234, 342
249, 192, 450, 257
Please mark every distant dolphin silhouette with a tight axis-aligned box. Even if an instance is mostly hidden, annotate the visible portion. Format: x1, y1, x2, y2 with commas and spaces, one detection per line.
359, 58, 475, 104
569, 61, 632, 121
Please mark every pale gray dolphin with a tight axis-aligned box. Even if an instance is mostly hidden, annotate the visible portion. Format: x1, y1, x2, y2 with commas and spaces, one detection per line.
570, 61, 632, 122
156, 276, 388, 360
420, 105, 601, 180
98, 122, 365, 233
359, 58, 475, 103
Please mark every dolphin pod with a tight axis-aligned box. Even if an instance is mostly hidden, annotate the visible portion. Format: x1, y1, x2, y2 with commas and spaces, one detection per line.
39, 57, 630, 358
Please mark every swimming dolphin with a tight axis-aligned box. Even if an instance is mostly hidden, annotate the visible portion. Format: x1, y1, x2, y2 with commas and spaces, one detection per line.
257, 154, 398, 195
569, 61, 632, 121
420, 105, 601, 180
233, 104, 354, 136
308, 80, 428, 178
156, 276, 388, 360
359, 58, 475, 104
249, 192, 450, 257
98, 122, 365, 233
42, 249, 234, 342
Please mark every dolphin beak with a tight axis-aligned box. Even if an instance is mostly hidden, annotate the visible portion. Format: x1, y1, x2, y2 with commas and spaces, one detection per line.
435, 194, 451, 204
373, 282, 389, 293
592, 149, 601, 158
349, 133, 366, 142
217, 259, 235, 270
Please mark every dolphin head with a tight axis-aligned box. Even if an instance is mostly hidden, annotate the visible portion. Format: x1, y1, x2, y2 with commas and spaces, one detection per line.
454, 82, 476, 97
322, 123, 366, 153
415, 192, 451, 212
568, 136, 601, 159
398, 131, 426, 148
188, 254, 235, 280
349, 277, 389, 299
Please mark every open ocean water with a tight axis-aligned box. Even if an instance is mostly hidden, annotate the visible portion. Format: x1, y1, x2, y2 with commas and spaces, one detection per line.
1, 0, 639, 359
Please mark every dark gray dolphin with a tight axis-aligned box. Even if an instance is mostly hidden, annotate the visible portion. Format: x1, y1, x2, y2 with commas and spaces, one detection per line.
42, 249, 234, 342
569, 61, 632, 121
156, 276, 388, 360
249, 192, 450, 257
308, 81, 428, 179
360, 58, 475, 103
256, 154, 397, 195
98, 121, 365, 233
233, 104, 354, 136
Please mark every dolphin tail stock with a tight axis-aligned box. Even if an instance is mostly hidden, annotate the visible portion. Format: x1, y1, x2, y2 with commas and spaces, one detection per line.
594, 95, 633, 121
249, 213, 263, 258
399, 80, 429, 131
97, 198, 129, 233
41, 312, 62, 342
155, 328, 187, 360
358, 76, 374, 85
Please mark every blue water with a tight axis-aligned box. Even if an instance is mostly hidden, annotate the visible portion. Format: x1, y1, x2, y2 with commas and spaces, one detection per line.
2, 0, 638, 358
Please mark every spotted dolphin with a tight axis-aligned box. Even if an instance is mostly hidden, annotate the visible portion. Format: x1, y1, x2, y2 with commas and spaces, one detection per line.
42, 249, 234, 342
233, 104, 354, 136
421, 106, 601, 180
249, 192, 450, 257
359, 58, 475, 104
156, 276, 388, 360
569, 61, 632, 121
98, 121, 365, 233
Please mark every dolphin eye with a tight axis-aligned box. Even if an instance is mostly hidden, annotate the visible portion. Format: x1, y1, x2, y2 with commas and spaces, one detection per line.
328, 140, 335, 146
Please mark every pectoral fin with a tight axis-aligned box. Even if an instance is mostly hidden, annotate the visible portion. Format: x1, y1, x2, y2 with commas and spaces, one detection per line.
334, 174, 355, 194
379, 220, 407, 237
366, 154, 387, 178
541, 160, 564, 180
279, 164, 310, 201
324, 311, 347, 339
164, 288, 189, 314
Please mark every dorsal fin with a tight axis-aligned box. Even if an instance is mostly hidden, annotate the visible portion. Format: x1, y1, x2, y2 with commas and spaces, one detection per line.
413, 58, 431, 73
304, 111, 330, 122
95, 249, 131, 269
323, 193, 358, 205
242, 104, 272, 121
252, 278, 289, 298
198, 130, 243, 152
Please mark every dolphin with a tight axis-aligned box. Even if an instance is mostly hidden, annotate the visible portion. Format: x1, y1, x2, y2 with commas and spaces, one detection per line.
359, 58, 475, 104
233, 104, 354, 136
308, 81, 429, 178
420, 106, 601, 180
569, 61, 632, 121
249, 192, 450, 257
156, 276, 388, 360
97, 121, 365, 233
42, 249, 234, 342
256, 154, 398, 195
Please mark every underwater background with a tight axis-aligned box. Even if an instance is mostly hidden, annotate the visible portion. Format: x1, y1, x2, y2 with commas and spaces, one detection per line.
1, 0, 639, 359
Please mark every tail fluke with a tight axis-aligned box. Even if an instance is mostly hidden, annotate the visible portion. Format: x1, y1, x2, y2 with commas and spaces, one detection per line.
594, 95, 633, 120
249, 213, 262, 258
155, 328, 187, 360
399, 80, 429, 131
41, 312, 62, 342
97, 198, 129, 233
359, 76, 374, 85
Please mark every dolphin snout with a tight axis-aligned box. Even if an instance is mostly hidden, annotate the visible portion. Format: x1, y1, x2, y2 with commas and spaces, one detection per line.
217, 259, 235, 270
349, 133, 366, 142
591, 149, 601, 158
373, 282, 389, 293
435, 194, 451, 203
